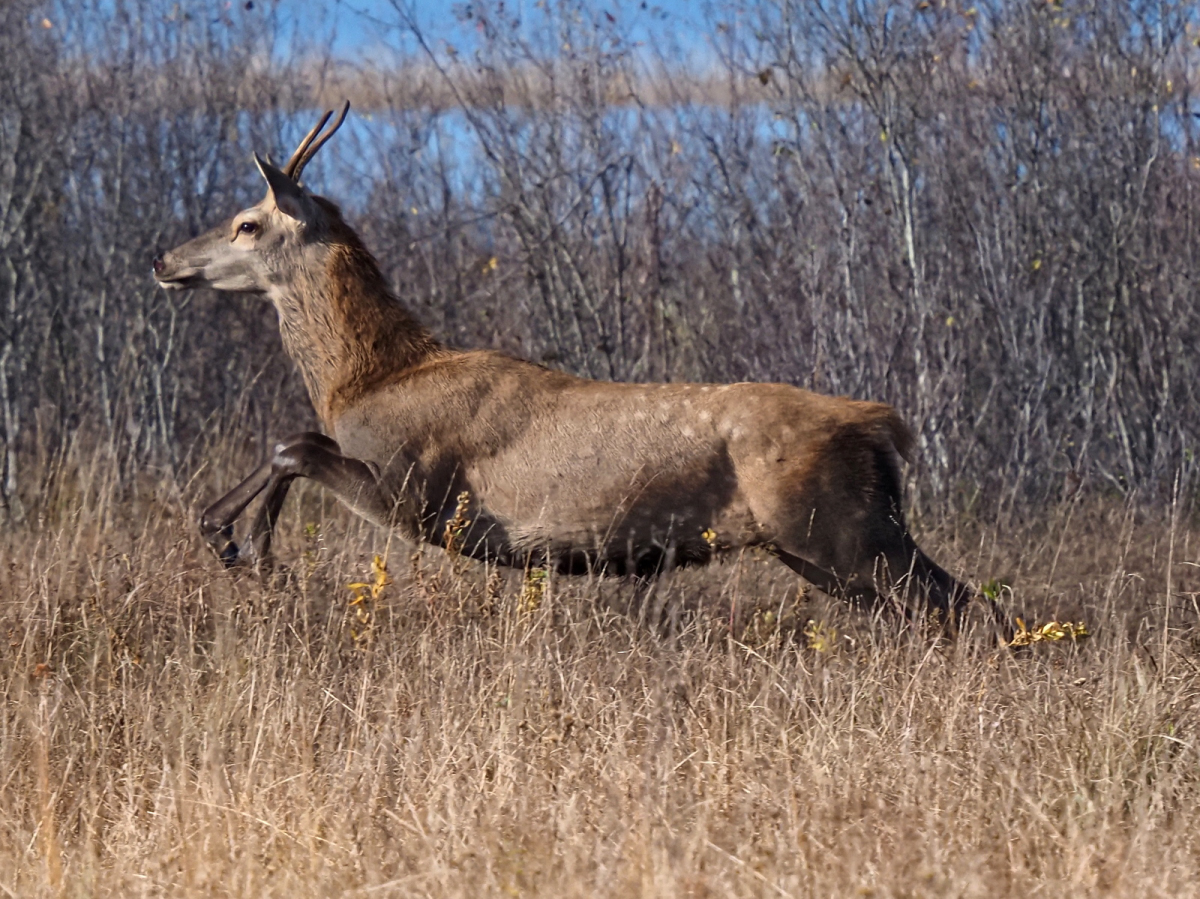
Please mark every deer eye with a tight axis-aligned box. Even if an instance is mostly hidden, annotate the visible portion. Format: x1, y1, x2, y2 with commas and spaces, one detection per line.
237, 221, 259, 236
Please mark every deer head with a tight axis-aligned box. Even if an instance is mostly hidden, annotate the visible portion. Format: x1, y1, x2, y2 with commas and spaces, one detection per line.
152, 102, 439, 425
152, 103, 351, 294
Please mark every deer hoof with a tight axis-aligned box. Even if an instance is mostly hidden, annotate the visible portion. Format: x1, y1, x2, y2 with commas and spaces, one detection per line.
219, 540, 240, 569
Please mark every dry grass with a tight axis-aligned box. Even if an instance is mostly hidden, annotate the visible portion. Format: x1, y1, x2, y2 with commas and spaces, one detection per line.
4, 458, 1200, 897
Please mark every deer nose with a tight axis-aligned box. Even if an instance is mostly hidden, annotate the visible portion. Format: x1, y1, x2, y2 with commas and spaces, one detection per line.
152, 254, 165, 275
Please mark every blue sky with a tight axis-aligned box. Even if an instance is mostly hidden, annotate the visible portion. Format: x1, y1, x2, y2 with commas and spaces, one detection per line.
299, 0, 710, 59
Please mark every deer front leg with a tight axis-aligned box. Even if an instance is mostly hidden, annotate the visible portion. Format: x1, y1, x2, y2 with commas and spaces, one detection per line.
200, 460, 273, 567
243, 436, 391, 566
199, 432, 341, 568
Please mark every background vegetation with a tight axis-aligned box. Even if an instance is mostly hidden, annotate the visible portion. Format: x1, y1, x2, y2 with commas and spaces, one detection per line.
4, 0, 1200, 895
3, 0, 1200, 518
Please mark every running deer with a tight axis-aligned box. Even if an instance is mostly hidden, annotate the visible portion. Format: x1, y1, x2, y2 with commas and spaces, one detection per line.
153, 104, 1002, 633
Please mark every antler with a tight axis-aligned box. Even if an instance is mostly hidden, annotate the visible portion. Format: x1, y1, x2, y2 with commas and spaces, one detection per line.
281, 101, 351, 182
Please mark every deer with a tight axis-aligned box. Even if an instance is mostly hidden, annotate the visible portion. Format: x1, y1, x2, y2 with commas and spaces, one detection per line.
153, 104, 1006, 637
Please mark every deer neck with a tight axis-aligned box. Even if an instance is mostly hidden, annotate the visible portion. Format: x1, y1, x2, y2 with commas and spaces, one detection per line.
268, 235, 441, 425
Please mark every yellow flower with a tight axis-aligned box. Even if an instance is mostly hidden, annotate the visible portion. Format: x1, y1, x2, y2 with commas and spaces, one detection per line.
1010, 618, 1089, 647
804, 619, 838, 653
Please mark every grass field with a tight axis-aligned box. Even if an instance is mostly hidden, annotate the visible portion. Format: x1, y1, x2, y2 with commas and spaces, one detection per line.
4, 455, 1200, 898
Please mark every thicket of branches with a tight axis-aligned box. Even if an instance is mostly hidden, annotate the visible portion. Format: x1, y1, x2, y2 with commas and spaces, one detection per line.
2, 0, 1199, 525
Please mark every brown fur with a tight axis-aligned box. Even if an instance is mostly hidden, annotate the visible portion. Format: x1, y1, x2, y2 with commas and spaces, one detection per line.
319, 222, 444, 423
155, 112, 992, 630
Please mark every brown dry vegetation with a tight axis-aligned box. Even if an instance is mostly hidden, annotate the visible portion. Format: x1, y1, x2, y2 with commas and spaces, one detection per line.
5, 434, 1200, 897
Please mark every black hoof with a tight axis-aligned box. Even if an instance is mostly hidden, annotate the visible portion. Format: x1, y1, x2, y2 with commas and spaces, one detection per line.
207, 524, 240, 568
219, 542, 240, 569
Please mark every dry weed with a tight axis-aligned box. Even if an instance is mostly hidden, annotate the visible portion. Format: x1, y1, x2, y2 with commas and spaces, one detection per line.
3, 482, 1200, 897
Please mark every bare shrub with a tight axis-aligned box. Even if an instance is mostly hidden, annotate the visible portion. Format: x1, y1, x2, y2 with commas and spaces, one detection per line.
3, 0, 1200, 520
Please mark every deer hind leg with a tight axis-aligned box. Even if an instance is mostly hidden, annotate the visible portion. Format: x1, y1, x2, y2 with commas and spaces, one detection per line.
770, 469, 975, 627
778, 532, 1008, 639
870, 531, 1012, 639
774, 548, 915, 630
770, 438, 1008, 638
877, 533, 972, 630
629, 545, 682, 637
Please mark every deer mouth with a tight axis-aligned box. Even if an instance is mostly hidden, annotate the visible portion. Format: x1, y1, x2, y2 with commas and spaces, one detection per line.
155, 272, 202, 290
153, 255, 205, 289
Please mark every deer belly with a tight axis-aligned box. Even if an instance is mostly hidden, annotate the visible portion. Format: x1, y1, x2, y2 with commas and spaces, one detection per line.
476, 470, 756, 574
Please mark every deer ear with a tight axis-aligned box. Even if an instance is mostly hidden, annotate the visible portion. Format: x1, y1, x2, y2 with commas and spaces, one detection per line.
254, 154, 309, 222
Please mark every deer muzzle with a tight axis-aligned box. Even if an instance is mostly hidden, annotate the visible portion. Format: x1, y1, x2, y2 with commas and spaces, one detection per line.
152, 251, 204, 289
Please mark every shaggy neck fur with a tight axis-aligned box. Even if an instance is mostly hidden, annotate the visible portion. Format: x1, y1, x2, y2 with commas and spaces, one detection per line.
270, 211, 442, 425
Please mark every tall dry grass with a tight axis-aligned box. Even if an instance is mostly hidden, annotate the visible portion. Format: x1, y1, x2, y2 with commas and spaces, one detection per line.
4, 440, 1200, 898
